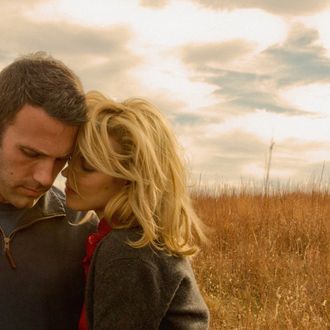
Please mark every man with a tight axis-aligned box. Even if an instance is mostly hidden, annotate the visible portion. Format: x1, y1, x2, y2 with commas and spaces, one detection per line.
0, 52, 97, 330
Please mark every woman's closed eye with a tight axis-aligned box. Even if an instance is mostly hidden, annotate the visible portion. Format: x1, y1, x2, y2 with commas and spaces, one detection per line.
81, 157, 96, 172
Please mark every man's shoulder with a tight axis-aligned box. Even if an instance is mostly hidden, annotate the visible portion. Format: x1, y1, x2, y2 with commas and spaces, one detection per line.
43, 186, 99, 228
42, 186, 65, 212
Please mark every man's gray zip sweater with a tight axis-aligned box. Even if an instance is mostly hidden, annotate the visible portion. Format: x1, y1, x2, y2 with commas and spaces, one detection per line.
0, 186, 97, 330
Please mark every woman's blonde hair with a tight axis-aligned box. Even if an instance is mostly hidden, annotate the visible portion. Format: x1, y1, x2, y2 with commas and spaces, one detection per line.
75, 90, 206, 256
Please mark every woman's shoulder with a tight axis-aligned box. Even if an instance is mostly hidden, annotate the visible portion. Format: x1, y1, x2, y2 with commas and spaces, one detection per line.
95, 228, 192, 275
98, 227, 144, 255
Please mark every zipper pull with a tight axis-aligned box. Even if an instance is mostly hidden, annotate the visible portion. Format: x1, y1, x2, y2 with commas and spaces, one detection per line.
3, 237, 17, 269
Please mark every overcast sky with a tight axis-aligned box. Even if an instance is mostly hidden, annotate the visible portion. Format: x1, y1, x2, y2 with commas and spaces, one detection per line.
2, 0, 330, 188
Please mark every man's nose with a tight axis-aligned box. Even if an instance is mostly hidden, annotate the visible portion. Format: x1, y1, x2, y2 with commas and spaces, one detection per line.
32, 159, 58, 188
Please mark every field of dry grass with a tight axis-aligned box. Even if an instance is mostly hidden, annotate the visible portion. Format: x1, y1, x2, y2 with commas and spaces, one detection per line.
192, 189, 330, 329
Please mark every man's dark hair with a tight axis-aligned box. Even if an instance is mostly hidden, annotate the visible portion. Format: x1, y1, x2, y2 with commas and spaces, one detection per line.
0, 51, 86, 138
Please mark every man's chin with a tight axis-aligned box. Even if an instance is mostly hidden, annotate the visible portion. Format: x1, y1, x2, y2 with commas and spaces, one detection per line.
7, 195, 42, 209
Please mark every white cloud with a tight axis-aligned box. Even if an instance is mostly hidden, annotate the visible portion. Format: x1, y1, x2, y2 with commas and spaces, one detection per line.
298, 9, 330, 56
191, 0, 330, 16
280, 83, 330, 115
203, 109, 330, 143
23, 0, 288, 114
26, 0, 287, 49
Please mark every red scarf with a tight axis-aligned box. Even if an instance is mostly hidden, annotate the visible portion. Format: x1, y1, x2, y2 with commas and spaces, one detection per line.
79, 218, 112, 330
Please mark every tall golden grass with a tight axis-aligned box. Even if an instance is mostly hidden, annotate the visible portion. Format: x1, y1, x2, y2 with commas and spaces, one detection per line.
192, 189, 330, 329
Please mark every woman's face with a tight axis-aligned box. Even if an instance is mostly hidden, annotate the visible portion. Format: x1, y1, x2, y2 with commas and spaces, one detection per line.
61, 154, 125, 218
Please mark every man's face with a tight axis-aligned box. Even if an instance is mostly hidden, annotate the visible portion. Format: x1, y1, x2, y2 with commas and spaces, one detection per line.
0, 104, 78, 208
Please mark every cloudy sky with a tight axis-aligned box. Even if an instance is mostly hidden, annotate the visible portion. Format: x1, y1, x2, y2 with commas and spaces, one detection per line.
2, 0, 330, 188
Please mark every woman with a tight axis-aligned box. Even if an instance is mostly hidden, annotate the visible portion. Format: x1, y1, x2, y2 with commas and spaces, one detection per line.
62, 91, 209, 329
